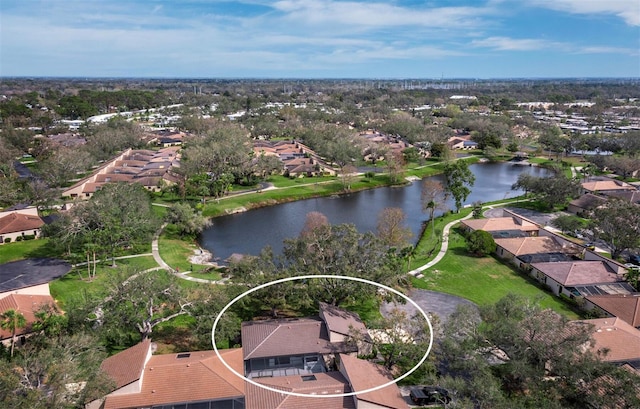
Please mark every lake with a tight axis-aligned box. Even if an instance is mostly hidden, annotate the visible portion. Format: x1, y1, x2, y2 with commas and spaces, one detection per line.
199, 162, 551, 261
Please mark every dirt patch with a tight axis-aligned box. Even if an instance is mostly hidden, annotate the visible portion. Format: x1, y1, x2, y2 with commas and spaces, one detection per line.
188, 247, 217, 266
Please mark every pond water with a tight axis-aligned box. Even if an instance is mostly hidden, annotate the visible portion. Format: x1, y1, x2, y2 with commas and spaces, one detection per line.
199, 162, 551, 262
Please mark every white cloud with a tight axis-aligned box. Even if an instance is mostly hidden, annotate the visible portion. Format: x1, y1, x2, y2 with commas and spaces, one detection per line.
471, 36, 562, 51
531, 0, 640, 26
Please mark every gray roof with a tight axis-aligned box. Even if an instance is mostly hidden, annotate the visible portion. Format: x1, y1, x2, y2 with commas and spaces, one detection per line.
0, 258, 71, 293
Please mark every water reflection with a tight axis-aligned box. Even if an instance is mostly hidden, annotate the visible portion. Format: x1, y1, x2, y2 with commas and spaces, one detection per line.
199, 163, 551, 261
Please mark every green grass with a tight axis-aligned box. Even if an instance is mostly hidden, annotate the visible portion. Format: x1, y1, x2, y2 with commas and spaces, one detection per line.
158, 236, 208, 272
49, 256, 156, 309
186, 270, 223, 281
0, 238, 58, 263
411, 227, 580, 319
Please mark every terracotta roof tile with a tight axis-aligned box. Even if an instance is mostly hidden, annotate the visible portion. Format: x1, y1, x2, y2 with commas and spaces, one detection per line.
585, 294, 640, 327
0, 212, 44, 235
242, 318, 353, 360
104, 348, 245, 409
462, 216, 539, 233
531, 261, 622, 286
495, 236, 573, 256
246, 371, 355, 409
582, 180, 636, 192
319, 302, 369, 339
577, 318, 640, 363
339, 354, 408, 409
100, 339, 151, 389
0, 294, 55, 339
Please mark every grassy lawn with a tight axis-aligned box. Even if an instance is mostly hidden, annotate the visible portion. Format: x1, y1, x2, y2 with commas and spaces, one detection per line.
186, 270, 223, 281
411, 226, 581, 319
49, 256, 157, 309
0, 238, 58, 263
158, 236, 212, 273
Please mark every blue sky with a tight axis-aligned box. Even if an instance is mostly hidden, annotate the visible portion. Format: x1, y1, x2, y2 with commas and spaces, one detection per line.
1, 0, 638, 78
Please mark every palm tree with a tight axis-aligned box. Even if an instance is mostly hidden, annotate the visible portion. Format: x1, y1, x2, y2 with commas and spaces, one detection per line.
1, 309, 27, 357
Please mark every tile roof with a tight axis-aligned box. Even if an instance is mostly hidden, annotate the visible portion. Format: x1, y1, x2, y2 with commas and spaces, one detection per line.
0, 294, 55, 339
242, 318, 353, 360
319, 302, 369, 339
569, 193, 607, 210
495, 236, 578, 256
246, 371, 355, 409
101, 339, 151, 390
461, 216, 539, 232
576, 318, 640, 363
339, 353, 408, 409
104, 348, 245, 409
582, 180, 636, 192
604, 190, 640, 204
0, 212, 44, 235
531, 261, 622, 286
585, 294, 640, 328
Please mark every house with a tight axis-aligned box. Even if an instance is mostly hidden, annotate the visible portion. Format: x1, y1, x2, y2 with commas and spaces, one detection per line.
0, 206, 45, 244
567, 193, 607, 216
62, 147, 181, 199
581, 179, 636, 195
252, 140, 336, 177
338, 353, 408, 409
494, 236, 580, 270
575, 318, 640, 367
0, 294, 56, 347
447, 137, 478, 150
94, 340, 246, 409
460, 216, 539, 238
583, 294, 640, 328
529, 261, 624, 298
241, 317, 356, 379
245, 371, 355, 409
603, 189, 640, 205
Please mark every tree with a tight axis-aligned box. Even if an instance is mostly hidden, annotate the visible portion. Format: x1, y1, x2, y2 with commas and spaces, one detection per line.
466, 230, 496, 256
340, 164, 358, 191
590, 199, 640, 259
443, 160, 475, 212
550, 215, 585, 235
300, 211, 329, 238
421, 178, 448, 239
511, 173, 580, 210
166, 202, 211, 238
377, 207, 413, 249
386, 150, 406, 184
0, 309, 26, 357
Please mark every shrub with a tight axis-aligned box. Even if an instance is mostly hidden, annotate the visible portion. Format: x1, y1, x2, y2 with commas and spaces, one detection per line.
16, 236, 23, 241
4, 237, 11, 243
23, 234, 36, 241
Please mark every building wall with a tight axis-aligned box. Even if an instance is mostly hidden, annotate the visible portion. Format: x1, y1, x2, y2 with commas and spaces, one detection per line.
0, 283, 51, 300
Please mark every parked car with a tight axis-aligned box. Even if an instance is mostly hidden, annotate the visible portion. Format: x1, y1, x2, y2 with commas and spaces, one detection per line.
409, 386, 451, 406
629, 254, 640, 264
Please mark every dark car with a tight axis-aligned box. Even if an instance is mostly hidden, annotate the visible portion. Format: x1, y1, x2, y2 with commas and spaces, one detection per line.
409, 386, 451, 406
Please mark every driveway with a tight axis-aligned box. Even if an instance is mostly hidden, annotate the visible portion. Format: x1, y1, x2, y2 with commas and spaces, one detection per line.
381, 289, 478, 326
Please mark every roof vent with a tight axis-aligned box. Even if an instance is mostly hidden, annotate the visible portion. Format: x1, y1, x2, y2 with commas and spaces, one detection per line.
302, 375, 317, 382
177, 353, 191, 359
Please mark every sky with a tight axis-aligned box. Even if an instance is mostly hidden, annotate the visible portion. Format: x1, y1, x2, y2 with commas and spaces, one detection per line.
1, 0, 639, 79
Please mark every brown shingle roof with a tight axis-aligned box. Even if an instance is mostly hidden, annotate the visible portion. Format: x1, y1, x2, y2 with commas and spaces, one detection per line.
531, 261, 621, 286
586, 294, 640, 328
0, 294, 55, 339
246, 371, 355, 409
0, 212, 44, 235
569, 193, 607, 210
577, 318, 640, 363
339, 354, 408, 409
100, 339, 151, 390
242, 318, 353, 360
103, 348, 245, 409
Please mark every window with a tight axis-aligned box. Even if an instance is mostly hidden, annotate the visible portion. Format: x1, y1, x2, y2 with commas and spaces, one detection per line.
301, 375, 317, 381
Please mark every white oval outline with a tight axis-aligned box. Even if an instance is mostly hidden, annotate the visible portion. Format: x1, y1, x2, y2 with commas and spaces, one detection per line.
212, 274, 433, 399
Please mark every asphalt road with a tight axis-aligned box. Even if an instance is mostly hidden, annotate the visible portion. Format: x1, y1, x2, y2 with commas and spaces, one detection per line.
381, 289, 479, 326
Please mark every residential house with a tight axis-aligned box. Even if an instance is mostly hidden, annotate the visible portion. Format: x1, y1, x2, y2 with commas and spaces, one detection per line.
253, 140, 336, 177
567, 193, 607, 216
94, 339, 246, 409
529, 261, 624, 298
338, 353, 408, 409
62, 147, 181, 199
576, 318, 640, 368
603, 189, 640, 205
447, 137, 478, 150
241, 317, 355, 379
0, 293, 56, 347
494, 236, 580, 270
460, 216, 539, 238
319, 302, 372, 355
583, 294, 640, 328
0, 206, 45, 244
581, 179, 636, 195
